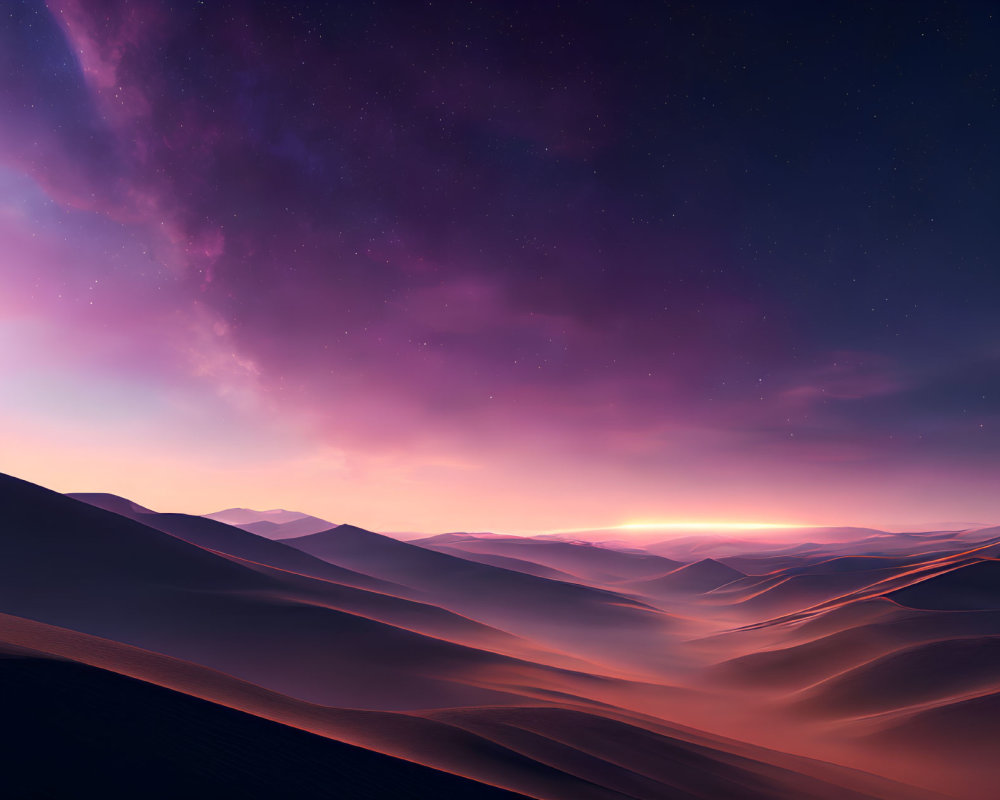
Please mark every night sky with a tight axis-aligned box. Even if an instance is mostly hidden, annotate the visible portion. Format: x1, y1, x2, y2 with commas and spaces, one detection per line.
1, 1, 998, 530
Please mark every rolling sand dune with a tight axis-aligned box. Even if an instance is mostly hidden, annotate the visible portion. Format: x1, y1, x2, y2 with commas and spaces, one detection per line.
886, 560, 1000, 610
66, 491, 157, 516
421, 537, 683, 584
629, 558, 746, 595
4, 472, 995, 799
71, 493, 399, 592
282, 525, 682, 668
711, 604, 1000, 691
794, 635, 1000, 717
710, 624, 902, 689
951, 525, 1000, 542
0, 474, 628, 708
868, 689, 1000, 760
846, 689, 1000, 800
718, 554, 824, 575
0, 653, 528, 800
783, 555, 925, 574
721, 569, 907, 617
0, 612, 929, 800
772, 597, 909, 642
424, 543, 579, 580
427, 705, 895, 800
0, 613, 636, 799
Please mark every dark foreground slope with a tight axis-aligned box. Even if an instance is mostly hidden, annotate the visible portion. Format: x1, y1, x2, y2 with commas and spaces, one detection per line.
0, 614, 920, 800
0, 473, 602, 709
69, 492, 396, 592
0, 653, 526, 800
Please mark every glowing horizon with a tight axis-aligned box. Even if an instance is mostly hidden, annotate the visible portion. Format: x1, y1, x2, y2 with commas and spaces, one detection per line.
615, 521, 809, 531
526, 521, 815, 536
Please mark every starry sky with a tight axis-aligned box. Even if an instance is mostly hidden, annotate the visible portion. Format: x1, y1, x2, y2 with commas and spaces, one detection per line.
1, 1, 998, 531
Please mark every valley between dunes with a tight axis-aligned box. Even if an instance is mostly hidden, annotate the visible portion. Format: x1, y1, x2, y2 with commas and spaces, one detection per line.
2, 472, 997, 799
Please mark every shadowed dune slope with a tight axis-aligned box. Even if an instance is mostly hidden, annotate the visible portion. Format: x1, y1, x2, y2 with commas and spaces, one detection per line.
859, 690, 1000, 800
0, 473, 617, 709
794, 636, 1000, 717
428, 705, 909, 800
70, 493, 398, 592
630, 558, 746, 595
427, 544, 579, 580
425, 537, 683, 583
0, 613, 659, 800
886, 560, 1000, 610
721, 569, 907, 618
0, 614, 921, 800
283, 525, 670, 635
67, 492, 157, 516
711, 606, 1000, 691
0, 653, 529, 800
870, 689, 1000, 759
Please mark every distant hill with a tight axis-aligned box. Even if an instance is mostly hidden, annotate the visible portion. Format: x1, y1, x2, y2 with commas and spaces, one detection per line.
205, 507, 311, 525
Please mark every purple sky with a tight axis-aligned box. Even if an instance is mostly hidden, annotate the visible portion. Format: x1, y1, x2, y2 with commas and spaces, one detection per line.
1, 1, 998, 531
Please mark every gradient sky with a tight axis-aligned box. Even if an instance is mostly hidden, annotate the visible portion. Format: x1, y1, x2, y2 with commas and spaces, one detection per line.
1, 1, 998, 531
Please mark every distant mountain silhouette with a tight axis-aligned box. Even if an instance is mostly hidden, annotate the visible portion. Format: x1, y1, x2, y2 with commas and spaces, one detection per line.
205, 507, 311, 525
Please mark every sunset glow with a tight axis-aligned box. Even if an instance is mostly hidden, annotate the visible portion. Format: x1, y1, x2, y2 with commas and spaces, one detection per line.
0, 1, 997, 532
614, 522, 808, 531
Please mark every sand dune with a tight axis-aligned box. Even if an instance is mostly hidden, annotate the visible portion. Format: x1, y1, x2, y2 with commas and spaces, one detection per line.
850, 689, 1000, 800
723, 569, 907, 617
0, 612, 926, 800
777, 598, 908, 642
886, 560, 1000, 610
425, 543, 578, 580
629, 558, 746, 595
0, 474, 622, 708
710, 624, 900, 689
282, 525, 679, 668
794, 635, 1000, 717
0, 652, 528, 800
421, 536, 682, 584
4, 472, 993, 799
784, 555, 924, 574
71, 493, 399, 592
428, 705, 896, 800
712, 601, 1000, 692
67, 491, 158, 516
869, 688, 1000, 759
